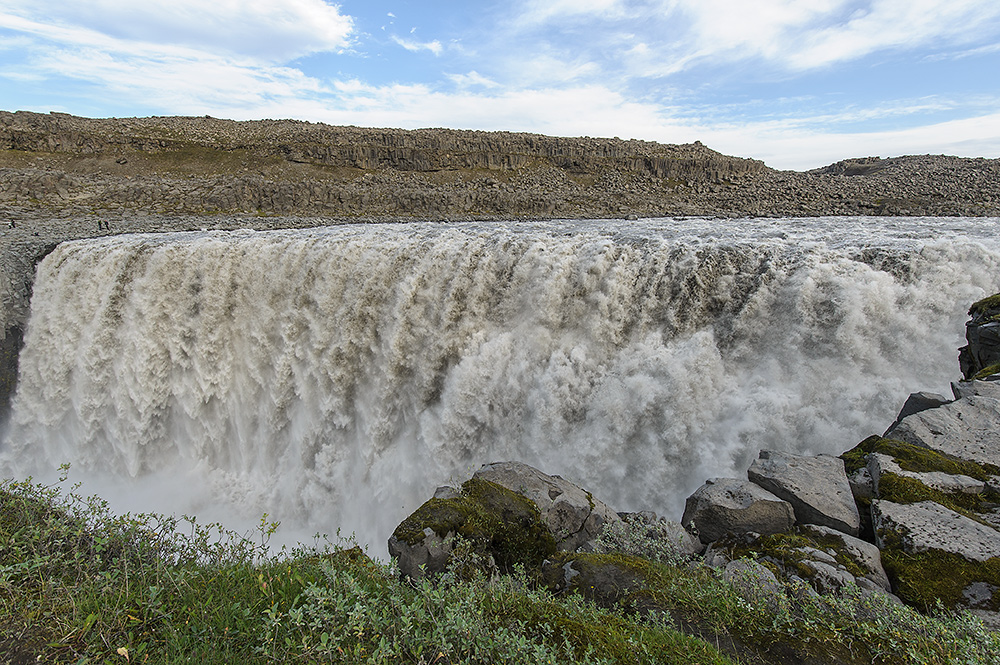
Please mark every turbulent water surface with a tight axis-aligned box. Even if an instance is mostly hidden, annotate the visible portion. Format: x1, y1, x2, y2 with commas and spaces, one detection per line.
3, 216, 999, 553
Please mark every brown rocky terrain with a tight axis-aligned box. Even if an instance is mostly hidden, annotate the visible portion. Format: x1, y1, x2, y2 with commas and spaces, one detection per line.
2, 110, 999, 222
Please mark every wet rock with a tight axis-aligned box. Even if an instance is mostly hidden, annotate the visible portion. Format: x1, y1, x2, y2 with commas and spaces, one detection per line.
960, 294, 1000, 379
748, 450, 860, 536
682, 477, 795, 544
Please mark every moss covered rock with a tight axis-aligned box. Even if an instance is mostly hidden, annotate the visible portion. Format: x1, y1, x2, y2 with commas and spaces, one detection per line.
388, 476, 556, 580
873, 499, 1000, 622
709, 525, 891, 596
960, 292, 1000, 379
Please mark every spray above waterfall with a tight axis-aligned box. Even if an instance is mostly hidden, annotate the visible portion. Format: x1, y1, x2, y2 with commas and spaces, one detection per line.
2, 217, 999, 553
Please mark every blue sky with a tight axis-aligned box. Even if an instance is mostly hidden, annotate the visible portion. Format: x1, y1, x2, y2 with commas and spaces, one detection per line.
1, 0, 999, 170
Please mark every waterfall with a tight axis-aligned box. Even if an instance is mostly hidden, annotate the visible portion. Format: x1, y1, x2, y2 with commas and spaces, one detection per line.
3, 217, 999, 553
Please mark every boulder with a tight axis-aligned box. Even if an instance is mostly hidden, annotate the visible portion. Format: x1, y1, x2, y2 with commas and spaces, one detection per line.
748, 450, 861, 536
885, 395, 1000, 469
710, 526, 893, 598
681, 477, 795, 544
872, 499, 1000, 562
847, 466, 875, 501
872, 499, 1000, 617
388, 475, 557, 580
882, 391, 950, 435
473, 461, 620, 552
804, 525, 891, 592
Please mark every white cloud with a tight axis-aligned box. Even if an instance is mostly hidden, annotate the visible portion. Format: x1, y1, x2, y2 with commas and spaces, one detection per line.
0, 0, 354, 62
516, 0, 625, 24
699, 111, 1000, 170
508, 0, 1000, 76
391, 35, 444, 56
447, 71, 501, 88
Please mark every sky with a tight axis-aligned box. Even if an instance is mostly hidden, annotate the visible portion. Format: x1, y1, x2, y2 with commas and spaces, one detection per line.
1, 1, 999, 170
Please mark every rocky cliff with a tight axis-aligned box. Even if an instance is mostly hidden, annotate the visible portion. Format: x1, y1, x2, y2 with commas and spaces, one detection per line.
2, 110, 999, 220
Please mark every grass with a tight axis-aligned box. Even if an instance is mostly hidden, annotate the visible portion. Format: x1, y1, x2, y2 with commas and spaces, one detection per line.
2, 472, 999, 665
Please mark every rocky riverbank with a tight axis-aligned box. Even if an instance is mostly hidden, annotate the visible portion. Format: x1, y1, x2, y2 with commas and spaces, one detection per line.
388, 295, 1000, 662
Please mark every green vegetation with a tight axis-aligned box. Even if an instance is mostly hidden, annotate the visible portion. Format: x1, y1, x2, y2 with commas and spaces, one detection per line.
969, 293, 1000, 317
880, 549, 1000, 613
841, 435, 999, 479
2, 473, 999, 665
973, 363, 1000, 380
875, 473, 993, 520
714, 528, 868, 582
391, 477, 557, 572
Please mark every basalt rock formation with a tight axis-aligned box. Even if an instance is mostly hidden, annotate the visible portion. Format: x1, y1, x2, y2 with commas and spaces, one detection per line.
2, 110, 999, 222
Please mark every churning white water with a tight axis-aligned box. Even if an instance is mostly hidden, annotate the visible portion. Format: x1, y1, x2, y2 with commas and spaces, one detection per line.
2, 217, 1000, 554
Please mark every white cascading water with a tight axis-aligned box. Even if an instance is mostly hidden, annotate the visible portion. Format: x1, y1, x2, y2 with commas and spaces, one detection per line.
2, 217, 999, 555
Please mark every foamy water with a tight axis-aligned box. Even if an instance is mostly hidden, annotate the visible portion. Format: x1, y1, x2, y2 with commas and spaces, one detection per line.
2, 217, 999, 554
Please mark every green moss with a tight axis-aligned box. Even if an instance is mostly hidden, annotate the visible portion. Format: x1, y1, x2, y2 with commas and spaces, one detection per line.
391, 477, 556, 572
973, 363, 1000, 380
718, 529, 868, 582
876, 473, 993, 521
881, 549, 1000, 612
840, 436, 998, 479
968, 293, 1000, 317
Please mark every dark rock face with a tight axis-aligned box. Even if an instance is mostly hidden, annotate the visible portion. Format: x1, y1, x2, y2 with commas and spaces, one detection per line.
960, 295, 1000, 379
0, 324, 22, 423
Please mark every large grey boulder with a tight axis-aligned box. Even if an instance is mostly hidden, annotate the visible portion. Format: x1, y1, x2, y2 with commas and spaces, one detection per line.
473, 461, 620, 552
681, 477, 795, 544
388, 472, 557, 581
885, 395, 1000, 468
872, 500, 1000, 562
748, 450, 861, 536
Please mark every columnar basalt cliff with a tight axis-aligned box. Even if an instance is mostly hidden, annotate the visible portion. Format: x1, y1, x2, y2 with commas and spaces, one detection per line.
2, 110, 999, 221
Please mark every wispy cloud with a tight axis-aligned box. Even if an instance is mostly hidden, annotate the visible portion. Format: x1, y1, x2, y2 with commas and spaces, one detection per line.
507, 0, 1000, 76
390, 35, 444, 56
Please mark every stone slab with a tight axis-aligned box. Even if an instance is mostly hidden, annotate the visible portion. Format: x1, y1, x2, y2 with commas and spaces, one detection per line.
872, 499, 1000, 563
886, 395, 1000, 469
748, 450, 860, 536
